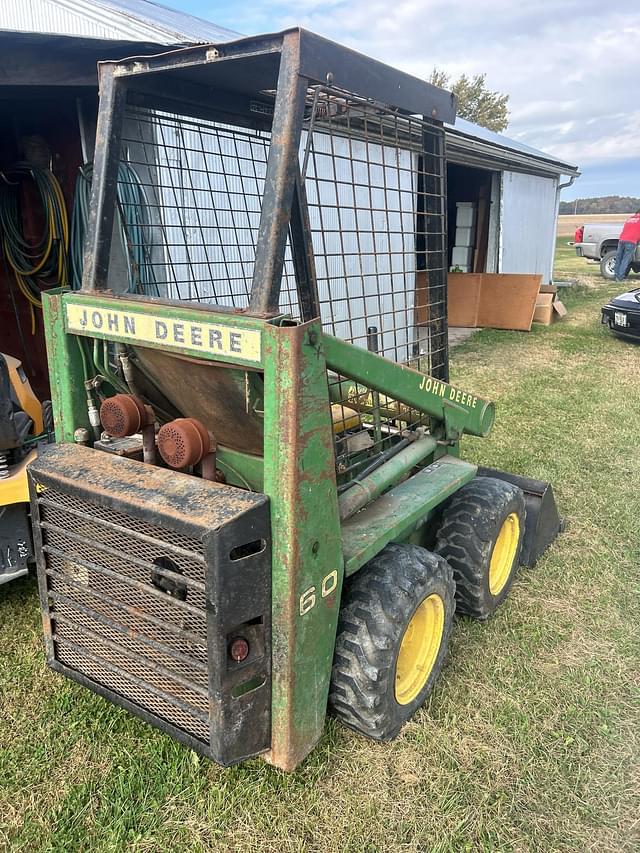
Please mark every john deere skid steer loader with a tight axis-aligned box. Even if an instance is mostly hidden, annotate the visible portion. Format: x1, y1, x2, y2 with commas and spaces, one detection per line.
28, 30, 561, 770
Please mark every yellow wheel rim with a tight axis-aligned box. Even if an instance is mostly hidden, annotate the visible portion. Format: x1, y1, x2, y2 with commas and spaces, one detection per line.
488, 512, 520, 596
395, 593, 445, 706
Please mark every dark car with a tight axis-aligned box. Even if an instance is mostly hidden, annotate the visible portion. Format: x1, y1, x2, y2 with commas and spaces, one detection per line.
601, 287, 640, 340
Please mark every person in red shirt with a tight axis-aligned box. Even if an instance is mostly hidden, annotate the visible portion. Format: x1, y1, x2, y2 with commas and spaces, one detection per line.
614, 210, 640, 281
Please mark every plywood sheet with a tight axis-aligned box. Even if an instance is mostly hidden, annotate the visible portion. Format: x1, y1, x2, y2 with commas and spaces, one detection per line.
448, 273, 483, 327
476, 273, 541, 331
414, 271, 429, 326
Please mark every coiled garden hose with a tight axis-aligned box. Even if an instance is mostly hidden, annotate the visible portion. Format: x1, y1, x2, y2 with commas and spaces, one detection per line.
0, 163, 69, 332
71, 162, 159, 295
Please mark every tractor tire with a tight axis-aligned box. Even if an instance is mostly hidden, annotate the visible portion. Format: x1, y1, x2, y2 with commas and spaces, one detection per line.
435, 476, 525, 620
600, 249, 617, 280
328, 543, 455, 741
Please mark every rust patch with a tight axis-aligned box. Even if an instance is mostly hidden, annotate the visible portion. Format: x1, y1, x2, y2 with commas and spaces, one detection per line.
134, 346, 264, 455
29, 443, 264, 539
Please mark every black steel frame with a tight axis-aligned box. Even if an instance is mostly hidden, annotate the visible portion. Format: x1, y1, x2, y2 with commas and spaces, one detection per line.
83, 27, 454, 377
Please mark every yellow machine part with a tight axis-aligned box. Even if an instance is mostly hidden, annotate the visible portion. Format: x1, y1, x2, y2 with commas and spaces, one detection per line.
331, 404, 361, 433
2, 353, 43, 434
0, 449, 36, 507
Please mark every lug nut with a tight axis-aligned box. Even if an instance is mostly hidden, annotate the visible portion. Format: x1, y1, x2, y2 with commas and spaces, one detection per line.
229, 637, 250, 662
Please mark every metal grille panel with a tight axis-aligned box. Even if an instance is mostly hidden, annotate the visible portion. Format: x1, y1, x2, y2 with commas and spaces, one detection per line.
301, 90, 447, 480
56, 641, 210, 741
116, 96, 447, 371
38, 487, 206, 557
37, 485, 211, 744
113, 90, 447, 482
119, 107, 299, 313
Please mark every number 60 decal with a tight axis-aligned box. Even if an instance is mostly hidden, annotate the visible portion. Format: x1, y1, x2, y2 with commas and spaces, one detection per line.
299, 570, 339, 615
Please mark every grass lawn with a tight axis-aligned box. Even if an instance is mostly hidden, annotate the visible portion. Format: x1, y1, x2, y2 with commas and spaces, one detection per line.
553, 233, 639, 287
1, 263, 639, 851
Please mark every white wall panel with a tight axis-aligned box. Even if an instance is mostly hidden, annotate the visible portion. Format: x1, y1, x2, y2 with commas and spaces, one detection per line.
499, 171, 559, 282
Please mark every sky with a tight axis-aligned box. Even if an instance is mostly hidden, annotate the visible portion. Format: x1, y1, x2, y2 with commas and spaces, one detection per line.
172, 0, 640, 202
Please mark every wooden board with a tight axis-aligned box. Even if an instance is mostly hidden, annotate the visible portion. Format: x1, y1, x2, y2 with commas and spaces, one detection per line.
414, 271, 429, 326
448, 273, 483, 327
476, 273, 541, 331
473, 181, 491, 273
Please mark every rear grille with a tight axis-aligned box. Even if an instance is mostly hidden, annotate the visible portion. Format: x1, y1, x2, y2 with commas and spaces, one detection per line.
30, 444, 272, 765
38, 486, 211, 743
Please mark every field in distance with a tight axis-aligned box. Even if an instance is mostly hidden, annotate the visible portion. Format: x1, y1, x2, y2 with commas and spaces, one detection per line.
557, 213, 631, 237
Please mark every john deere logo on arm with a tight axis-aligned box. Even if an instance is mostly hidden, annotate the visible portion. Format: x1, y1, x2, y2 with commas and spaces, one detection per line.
65, 303, 261, 364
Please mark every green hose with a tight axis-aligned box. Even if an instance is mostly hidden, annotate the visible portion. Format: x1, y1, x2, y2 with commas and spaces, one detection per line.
71, 162, 159, 295
76, 335, 90, 382
100, 340, 129, 394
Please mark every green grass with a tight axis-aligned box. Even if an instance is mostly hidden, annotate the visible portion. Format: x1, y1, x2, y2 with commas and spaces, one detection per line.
553, 233, 602, 282
553, 233, 639, 286
2, 281, 639, 851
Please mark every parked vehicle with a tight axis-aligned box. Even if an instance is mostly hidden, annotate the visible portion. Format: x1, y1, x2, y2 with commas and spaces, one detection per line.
601, 287, 640, 341
572, 222, 640, 280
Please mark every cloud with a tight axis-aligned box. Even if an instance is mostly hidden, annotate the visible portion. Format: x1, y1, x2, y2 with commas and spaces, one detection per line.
198, 0, 639, 189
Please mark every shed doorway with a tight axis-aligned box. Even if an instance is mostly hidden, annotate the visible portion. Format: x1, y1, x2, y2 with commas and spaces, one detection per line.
446, 162, 500, 274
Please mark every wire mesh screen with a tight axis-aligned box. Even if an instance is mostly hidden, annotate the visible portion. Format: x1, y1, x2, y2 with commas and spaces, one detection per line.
116, 93, 447, 482
300, 89, 447, 370
119, 106, 298, 314
117, 98, 447, 373
301, 90, 448, 481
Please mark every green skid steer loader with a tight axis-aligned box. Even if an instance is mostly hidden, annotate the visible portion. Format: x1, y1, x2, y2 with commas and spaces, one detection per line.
28, 29, 561, 770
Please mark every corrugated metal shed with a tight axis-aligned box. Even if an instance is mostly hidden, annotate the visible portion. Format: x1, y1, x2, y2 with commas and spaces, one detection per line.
0, 1, 580, 179
0, 0, 239, 44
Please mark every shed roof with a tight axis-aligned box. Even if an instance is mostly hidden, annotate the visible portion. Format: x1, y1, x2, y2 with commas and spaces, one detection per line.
446, 116, 579, 179
0, 0, 239, 45
0, 0, 579, 178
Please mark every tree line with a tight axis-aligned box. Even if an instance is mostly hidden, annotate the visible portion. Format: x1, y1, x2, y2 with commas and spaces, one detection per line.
559, 196, 640, 215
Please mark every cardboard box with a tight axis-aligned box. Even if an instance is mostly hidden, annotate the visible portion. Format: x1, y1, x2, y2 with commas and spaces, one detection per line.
533, 292, 554, 325
554, 299, 567, 318
533, 292, 567, 325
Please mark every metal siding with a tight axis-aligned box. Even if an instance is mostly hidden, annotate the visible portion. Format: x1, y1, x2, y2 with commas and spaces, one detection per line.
0, 0, 238, 44
1, 0, 149, 39
305, 133, 416, 362
499, 171, 558, 281
94, 0, 238, 42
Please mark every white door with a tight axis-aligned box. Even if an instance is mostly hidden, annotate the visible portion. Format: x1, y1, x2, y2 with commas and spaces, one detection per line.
499, 171, 558, 282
